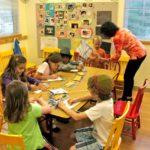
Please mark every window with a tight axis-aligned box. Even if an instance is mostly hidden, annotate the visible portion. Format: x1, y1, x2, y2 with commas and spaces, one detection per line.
124, 0, 150, 40
0, 0, 18, 36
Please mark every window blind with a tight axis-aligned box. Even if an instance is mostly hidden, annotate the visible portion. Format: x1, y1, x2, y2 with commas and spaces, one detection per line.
0, 0, 18, 36
124, 0, 150, 40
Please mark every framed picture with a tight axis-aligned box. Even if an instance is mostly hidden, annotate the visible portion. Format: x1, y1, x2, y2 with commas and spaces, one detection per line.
80, 28, 93, 38
45, 25, 55, 35
56, 30, 67, 38
67, 3, 75, 12
69, 21, 80, 29
58, 11, 64, 19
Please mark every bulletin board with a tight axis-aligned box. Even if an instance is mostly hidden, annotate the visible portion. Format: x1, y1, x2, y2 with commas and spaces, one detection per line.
36, 2, 118, 56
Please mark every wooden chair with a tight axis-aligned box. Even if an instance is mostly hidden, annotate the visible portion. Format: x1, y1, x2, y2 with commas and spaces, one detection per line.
116, 55, 129, 91
0, 132, 25, 150
43, 47, 61, 58
104, 60, 121, 100
104, 101, 130, 150
114, 79, 148, 140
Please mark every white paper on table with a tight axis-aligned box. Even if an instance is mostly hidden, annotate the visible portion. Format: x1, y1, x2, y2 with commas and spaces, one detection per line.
47, 77, 63, 82
50, 88, 68, 95
70, 69, 78, 72
63, 99, 79, 109
34, 90, 42, 94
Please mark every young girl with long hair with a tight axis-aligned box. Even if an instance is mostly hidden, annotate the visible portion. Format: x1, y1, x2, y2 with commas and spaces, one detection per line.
4, 80, 58, 150
1, 54, 44, 97
35, 52, 62, 80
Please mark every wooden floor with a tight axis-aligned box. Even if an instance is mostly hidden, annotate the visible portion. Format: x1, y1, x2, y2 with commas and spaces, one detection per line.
53, 90, 150, 150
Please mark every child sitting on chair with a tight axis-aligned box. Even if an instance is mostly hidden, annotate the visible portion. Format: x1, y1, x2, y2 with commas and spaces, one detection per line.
58, 74, 114, 150
1, 54, 44, 97
87, 36, 108, 68
35, 52, 62, 80
59, 47, 83, 72
4, 80, 58, 150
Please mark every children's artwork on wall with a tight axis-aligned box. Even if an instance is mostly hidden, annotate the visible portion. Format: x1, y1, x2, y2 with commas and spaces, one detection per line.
37, 4, 45, 11
41, 36, 58, 50
45, 25, 55, 35
69, 31, 75, 38
56, 30, 67, 38
50, 18, 55, 25
45, 17, 51, 25
66, 3, 75, 12
71, 23, 79, 29
58, 11, 64, 19
88, 3, 93, 8
45, 3, 55, 17
36, 2, 117, 57
57, 4, 66, 10
80, 28, 93, 39
81, 10, 87, 17
69, 21, 80, 29
82, 3, 87, 8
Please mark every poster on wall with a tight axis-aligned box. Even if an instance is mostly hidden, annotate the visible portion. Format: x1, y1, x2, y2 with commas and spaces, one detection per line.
41, 36, 58, 50
97, 11, 112, 25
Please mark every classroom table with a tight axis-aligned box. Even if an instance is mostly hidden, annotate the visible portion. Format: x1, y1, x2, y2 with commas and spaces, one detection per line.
30, 66, 116, 143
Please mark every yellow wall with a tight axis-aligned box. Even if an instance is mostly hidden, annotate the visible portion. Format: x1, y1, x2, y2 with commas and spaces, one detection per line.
0, 0, 149, 88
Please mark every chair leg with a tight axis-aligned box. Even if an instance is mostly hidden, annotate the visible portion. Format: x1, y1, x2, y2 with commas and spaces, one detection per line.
132, 119, 136, 140
113, 87, 117, 100
137, 116, 141, 128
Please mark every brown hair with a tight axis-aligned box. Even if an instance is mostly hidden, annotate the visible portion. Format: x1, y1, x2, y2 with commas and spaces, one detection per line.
88, 74, 114, 100
4, 80, 30, 123
44, 52, 62, 63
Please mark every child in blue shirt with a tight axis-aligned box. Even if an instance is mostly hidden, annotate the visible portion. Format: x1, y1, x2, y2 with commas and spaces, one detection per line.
59, 47, 83, 72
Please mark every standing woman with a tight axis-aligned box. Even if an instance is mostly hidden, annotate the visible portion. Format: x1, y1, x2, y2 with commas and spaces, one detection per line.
100, 21, 147, 101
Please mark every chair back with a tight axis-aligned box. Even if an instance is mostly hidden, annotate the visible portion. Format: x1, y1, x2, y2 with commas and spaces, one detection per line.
0, 83, 3, 131
0, 132, 25, 150
105, 101, 130, 150
42, 47, 61, 58
129, 79, 149, 117
0, 50, 13, 73
104, 61, 121, 82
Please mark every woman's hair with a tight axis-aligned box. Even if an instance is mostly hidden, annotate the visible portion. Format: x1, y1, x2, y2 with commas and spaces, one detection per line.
87, 74, 114, 100
2, 54, 27, 80
4, 80, 30, 123
44, 52, 62, 63
100, 21, 119, 38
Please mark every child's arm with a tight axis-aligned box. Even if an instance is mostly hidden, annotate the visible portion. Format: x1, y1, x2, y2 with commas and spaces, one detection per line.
35, 72, 59, 80
58, 101, 88, 120
68, 94, 92, 105
30, 98, 51, 114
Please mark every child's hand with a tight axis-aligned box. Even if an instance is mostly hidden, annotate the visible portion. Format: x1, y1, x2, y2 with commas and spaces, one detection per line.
29, 97, 36, 103
38, 83, 48, 91
77, 64, 83, 71
58, 101, 66, 109
49, 74, 59, 79
68, 98, 78, 105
